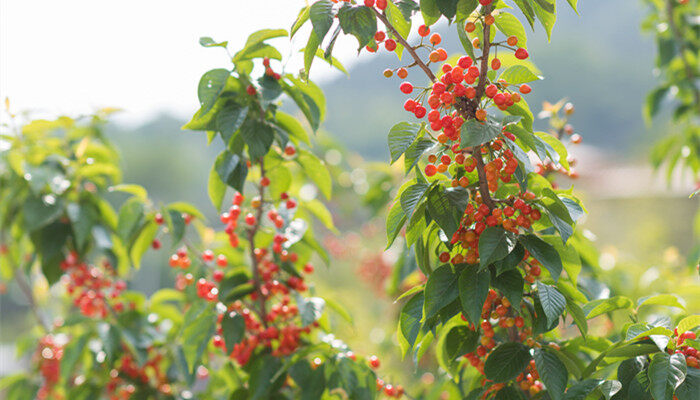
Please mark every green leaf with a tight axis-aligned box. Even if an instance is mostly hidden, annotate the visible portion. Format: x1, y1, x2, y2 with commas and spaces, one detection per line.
484, 342, 532, 383
478, 226, 517, 269
248, 355, 285, 400
398, 292, 425, 357
536, 282, 566, 326
676, 368, 700, 400
215, 150, 248, 192
566, 0, 578, 13
566, 299, 588, 340
459, 265, 491, 326
389, 121, 423, 163
437, 320, 479, 375
222, 311, 246, 354
461, 119, 503, 148
304, 30, 321, 77
677, 315, 700, 334
130, 221, 158, 269
512, 0, 535, 28
436, 0, 459, 19
494, 12, 527, 48
181, 302, 217, 373
492, 269, 524, 308
197, 69, 230, 116
337, 4, 377, 50
499, 65, 541, 85
648, 353, 687, 400
582, 296, 634, 319
298, 296, 325, 325
66, 202, 96, 251
386, 201, 407, 249
404, 137, 434, 174
386, 1, 411, 58
216, 103, 248, 143
519, 234, 563, 281
297, 149, 332, 199
426, 185, 460, 238
199, 36, 228, 48
420, 0, 441, 26
531, 0, 556, 41
60, 333, 90, 382
290, 6, 310, 39
207, 163, 227, 211
310, 0, 334, 43
23, 195, 64, 232
239, 117, 274, 161
108, 184, 148, 202
456, 0, 478, 21
423, 265, 460, 320
534, 348, 568, 400
116, 197, 144, 242
637, 294, 686, 311
400, 182, 431, 220
564, 380, 621, 400
274, 111, 311, 146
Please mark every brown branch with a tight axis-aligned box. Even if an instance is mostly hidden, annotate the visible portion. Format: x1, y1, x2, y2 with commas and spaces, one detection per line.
473, 146, 496, 209
474, 5, 494, 100
247, 161, 269, 328
373, 9, 436, 82
467, 5, 497, 210
665, 0, 700, 113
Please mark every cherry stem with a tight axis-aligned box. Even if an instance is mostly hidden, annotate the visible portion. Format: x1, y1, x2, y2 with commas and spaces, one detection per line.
247, 160, 269, 328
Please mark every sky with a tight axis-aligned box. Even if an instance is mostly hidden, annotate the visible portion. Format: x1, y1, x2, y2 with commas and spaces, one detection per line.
0, 0, 370, 125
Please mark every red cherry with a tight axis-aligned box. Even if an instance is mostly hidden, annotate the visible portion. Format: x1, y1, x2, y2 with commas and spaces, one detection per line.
364, 0, 375, 6
479, 0, 492, 5
418, 24, 430, 37
399, 82, 413, 94
216, 254, 228, 267
202, 250, 214, 262
368, 355, 380, 369
376, 0, 387, 10
519, 84, 532, 94
246, 85, 257, 96
515, 48, 529, 60
213, 270, 224, 282
425, 164, 437, 177
384, 39, 397, 51
374, 30, 385, 42
154, 213, 164, 224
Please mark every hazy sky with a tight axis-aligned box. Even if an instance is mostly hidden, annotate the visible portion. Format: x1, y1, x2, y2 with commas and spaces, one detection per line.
1, 0, 374, 125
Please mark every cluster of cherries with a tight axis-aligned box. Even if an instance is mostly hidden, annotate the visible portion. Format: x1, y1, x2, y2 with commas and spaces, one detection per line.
59, 252, 126, 318
35, 335, 63, 400
104, 352, 172, 399
671, 329, 699, 368
461, 290, 545, 398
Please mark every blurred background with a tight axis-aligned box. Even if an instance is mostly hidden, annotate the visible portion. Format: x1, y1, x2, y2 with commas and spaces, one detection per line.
1, 0, 698, 393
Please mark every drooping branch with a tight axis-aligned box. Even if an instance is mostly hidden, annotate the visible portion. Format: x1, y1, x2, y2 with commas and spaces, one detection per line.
373, 9, 437, 82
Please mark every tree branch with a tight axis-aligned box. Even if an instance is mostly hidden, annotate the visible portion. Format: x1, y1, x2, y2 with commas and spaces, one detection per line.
373, 9, 436, 82
247, 161, 269, 328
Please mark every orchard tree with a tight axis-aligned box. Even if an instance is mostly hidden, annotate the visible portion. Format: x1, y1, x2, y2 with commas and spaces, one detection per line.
290, 0, 700, 399
0, 0, 699, 400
